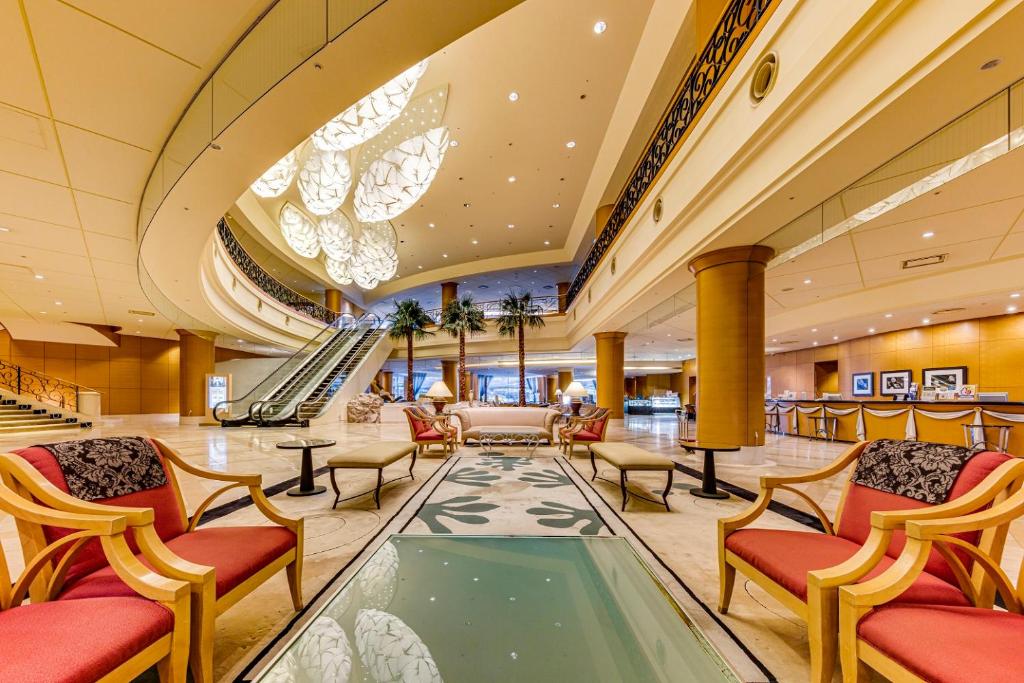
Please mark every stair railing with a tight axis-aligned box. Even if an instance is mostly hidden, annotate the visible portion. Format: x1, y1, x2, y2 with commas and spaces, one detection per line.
0, 359, 96, 413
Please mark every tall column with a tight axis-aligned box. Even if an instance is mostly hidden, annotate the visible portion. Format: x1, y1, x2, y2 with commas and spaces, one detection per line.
688, 245, 774, 446
556, 282, 569, 313
381, 371, 393, 395
441, 282, 458, 310
670, 367, 685, 396
545, 375, 558, 403
595, 204, 614, 237
557, 369, 573, 392
441, 359, 458, 402
634, 375, 647, 399
624, 376, 636, 397
595, 332, 626, 418
470, 372, 480, 401
177, 329, 216, 423
324, 289, 342, 315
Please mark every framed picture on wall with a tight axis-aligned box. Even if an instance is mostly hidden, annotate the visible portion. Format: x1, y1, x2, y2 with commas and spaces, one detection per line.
851, 372, 874, 397
922, 366, 968, 390
880, 370, 913, 396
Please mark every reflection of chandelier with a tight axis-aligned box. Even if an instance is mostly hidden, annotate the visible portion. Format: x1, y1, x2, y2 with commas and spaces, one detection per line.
297, 145, 352, 216
354, 127, 450, 222
250, 150, 297, 198
355, 609, 442, 683
312, 61, 428, 151
279, 203, 320, 258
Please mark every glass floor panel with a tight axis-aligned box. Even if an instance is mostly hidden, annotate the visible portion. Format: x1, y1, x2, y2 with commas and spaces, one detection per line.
258, 536, 739, 682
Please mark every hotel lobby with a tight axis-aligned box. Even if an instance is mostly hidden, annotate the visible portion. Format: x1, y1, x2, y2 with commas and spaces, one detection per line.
2, 0, 1024, 681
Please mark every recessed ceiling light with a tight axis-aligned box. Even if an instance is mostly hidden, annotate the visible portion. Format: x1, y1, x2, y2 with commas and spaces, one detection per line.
565, 140, 576, 149
54, 301, 62, 305
508, 176, 516, 183
34, 273, 44, 280
811, 328, 818, 332
449, 140, 459, 147
39, 311, 46, 315
812, 341, 818, 346
552, 203, 560, 208
417, 265, 423, 269
884, 313, 894, 318
471, 239, 479, 244
442, 253, 448, 258
507, 91, 519, 102
771, 338, 777, 342
1011, 293, 1020, 299
1008, 306, 1018, 313
428, 222, 435, 228
922, 231, 935, 238
832, 335, 839, 341
544, 240, 550, 245
593, 20, 607, 34
868, 328, 876, 333
803, 278, 812, 284
0, 226, 9, 232
507, 223, 514, 228
237, 339, 244, 343
922, 318, 930, 324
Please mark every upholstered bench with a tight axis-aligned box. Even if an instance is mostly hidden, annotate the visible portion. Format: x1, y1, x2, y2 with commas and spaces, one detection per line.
588, 442, 674, 511
327, 441, 418, 509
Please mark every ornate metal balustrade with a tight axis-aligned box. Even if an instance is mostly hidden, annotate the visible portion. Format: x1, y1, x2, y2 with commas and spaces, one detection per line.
566, 0, 776, 307
0, 359, 86, 412
216, 219, 337, 325
423, 295, 561, 324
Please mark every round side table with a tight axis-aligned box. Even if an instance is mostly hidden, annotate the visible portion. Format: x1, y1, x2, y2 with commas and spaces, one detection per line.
678, 440, 740, 499
277, 438, 335, 496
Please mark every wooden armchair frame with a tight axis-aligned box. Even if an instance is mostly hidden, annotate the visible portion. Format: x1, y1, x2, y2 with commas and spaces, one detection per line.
718, 441, 1024, 683
0, 479, 190, 682
404, 406, 457, 455
0, 437, 303, 683
559, 407, 610, 457
839, 481, 1024, 682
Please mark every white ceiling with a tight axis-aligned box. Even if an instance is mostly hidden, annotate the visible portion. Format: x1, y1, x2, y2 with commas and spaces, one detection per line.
0, 0, 269, 339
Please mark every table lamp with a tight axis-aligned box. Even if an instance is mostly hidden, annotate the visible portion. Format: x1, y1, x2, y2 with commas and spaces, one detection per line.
564, 381, 588, 415
426, 380, 453, 414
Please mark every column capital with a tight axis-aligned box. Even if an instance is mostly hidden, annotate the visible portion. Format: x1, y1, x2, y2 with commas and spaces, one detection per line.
687, 245, 775, 275
594, 331, 627, 342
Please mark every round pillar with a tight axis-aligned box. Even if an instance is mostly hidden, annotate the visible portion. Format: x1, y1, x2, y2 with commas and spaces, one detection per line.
557, 369, 573, 392
545, 375, 558, 404
634, 375, 647, 398
556, 282, 569, 313
176, 329, 216, 423
441, 282, 459, 310
441, 359, 458, 402
381, 371, 393, 395
324, 289, 342, 314
624, 376, 636, 397
595, 331, 627, 418
688, 245, 774, 446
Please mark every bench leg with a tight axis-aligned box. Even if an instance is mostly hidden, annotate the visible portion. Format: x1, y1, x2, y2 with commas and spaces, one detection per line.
374, 469, 383, 509
662, 469, 673, 512
619, 469, 628, 511
329, 468, 340, 509
590, 447, 597, 480
409, 450, 417, 479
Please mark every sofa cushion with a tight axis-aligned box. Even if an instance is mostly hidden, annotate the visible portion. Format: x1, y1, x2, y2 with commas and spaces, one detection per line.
0, 597, 172, 683
725, 529, 969, 605
60, 526, 297, 600
455, 407, 560, 430
858, 604, 1024, 683
14, 442, 187, 586
837, 450, 1010, 583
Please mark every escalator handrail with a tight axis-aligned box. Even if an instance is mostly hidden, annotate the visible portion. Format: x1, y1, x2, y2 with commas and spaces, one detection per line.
294, 318, 386, 419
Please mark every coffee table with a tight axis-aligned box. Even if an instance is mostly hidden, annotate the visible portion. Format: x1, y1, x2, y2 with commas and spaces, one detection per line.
679, 440, 739, 499
276, 438, 334, 496
254, 536, 740, 682
478, 427, 543, 455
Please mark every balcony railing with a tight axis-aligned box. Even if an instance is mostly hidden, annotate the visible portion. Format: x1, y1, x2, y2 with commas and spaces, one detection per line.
0, 359, 94, 412
423, 296, 561, 324
566, 0, 776, 307
216, 219, 338, 325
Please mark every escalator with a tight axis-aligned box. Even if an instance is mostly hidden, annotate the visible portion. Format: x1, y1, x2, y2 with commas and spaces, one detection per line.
214, 314, 387, 427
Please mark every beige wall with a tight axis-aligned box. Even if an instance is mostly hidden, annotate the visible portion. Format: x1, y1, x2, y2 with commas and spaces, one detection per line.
768, 314, 1024, 400
0, 330, 179, 415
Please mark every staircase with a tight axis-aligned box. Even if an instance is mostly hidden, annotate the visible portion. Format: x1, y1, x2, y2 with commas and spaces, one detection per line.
0, 398, 90, 435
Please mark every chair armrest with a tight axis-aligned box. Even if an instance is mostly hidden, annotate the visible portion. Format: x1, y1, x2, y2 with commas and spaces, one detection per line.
0, 481, 126, 534
760, 441, 868, 487
906, 484, 1024, 540
809, 526, 892, 588
840, 537, 934, 610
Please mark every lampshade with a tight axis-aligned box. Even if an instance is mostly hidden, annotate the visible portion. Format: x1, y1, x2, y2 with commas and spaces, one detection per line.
425, 381, 453, 399
564, 381, 588, 398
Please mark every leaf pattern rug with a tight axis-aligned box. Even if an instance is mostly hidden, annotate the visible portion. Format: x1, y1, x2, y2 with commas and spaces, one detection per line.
402, 456, 611, 536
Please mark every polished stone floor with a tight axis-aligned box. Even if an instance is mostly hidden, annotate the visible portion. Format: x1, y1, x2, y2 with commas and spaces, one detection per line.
0, 413, 1019, 681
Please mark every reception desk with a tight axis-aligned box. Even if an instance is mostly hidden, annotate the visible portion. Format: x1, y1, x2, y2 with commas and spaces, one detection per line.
765, 399, 1024, 454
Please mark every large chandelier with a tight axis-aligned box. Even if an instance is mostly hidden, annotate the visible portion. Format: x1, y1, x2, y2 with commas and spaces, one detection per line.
317, 212, 354, 262
297, 145, 352, 216
278, 203, 320, 258
250, 150, 297, 198
353, 126, 450, 222
325, 256, 353, 285
312, 61, 428, 152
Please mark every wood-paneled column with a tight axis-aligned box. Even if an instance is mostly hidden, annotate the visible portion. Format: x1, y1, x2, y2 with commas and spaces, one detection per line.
176, 329, 216, 424
595, 331, 627, 418
441, 359, 458, 402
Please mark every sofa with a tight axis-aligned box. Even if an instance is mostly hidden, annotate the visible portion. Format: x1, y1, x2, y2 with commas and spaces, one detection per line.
453, 407, 561, 445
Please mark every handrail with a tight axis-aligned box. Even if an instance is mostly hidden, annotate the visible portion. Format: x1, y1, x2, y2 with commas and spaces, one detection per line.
216, 218, 338, 325
565, 0, 777, 307
0, 359, 97, 413
296, 317, 386, 417
423, 296, 560, 324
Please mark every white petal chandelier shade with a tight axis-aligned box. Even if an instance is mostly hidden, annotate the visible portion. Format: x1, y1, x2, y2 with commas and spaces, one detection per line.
249, 150, 297, 198
353, 126, 450, 222
317, 213, 354, 262
312, 60, 428, 152
297, 145, 352, 216
325, 256, 354, 285
278, 202, 321, 258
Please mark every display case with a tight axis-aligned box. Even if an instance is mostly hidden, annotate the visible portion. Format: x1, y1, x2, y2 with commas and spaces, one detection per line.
625, 399, 652, 415
651, 395, 681, 413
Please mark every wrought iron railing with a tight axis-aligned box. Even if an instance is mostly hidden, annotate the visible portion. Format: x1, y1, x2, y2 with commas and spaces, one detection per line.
566, 0, 776, 307
216, 219, 337, 325
0, 359, 92, 412
423, 296, 561, 324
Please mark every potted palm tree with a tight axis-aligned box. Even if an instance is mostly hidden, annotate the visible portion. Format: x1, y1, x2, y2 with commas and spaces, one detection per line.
440, 294, 486, 402
496, 292, 546, 406
386, 299, 435, 401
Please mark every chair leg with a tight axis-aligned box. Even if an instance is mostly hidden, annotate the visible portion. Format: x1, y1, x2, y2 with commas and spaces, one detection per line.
374, 468, 383, 509
329, 467, 340, 509
189, 587, 216, 683
157, 599, 190, 683
590, 447, 597, 480
286, 555, 304, 611
409, 450, 417, 479
662, 469, 673, 512
718, 560, 736, 614
619, 469, 628, 511
808, 587, 839, 683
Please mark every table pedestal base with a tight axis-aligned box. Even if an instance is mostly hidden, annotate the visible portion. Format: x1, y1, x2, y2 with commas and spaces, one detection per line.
288, 484, 326, 497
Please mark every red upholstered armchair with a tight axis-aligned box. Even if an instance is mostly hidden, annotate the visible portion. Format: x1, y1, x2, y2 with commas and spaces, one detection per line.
0, 437, 303, 683
404, 406, 457, 455
0, 475, 190, 683
839, 483, 1024, 683
718, 440, 1024, 683
558, 407, 610, 457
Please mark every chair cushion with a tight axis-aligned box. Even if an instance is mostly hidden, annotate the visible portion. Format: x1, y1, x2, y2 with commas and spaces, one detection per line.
0, 597, 172, 683
858, 604, 1024, 683
416, 429, 445, 441
60, 526, 296, 600
837, 450, 1010, 584
572, 430, 602, 441
328, 441, 417, 468
725, 529, 970, 605
14, 442, 187, 586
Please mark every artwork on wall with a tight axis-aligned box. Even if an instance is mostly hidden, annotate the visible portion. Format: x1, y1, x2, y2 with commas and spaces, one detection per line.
880, 370, 913, 396
852, 372, 874, 397
923, 366, 968, 390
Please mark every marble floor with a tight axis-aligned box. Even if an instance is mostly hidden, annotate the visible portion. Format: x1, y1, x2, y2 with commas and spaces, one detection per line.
0, 413, 1019, 681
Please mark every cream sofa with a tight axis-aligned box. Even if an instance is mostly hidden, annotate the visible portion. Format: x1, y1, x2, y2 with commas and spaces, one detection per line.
453, 407, 562, 445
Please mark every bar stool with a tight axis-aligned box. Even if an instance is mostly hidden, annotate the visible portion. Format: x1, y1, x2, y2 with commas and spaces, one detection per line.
809, 415, 837, 441
765, 409, 781, 435
961, 423, 1013, 453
